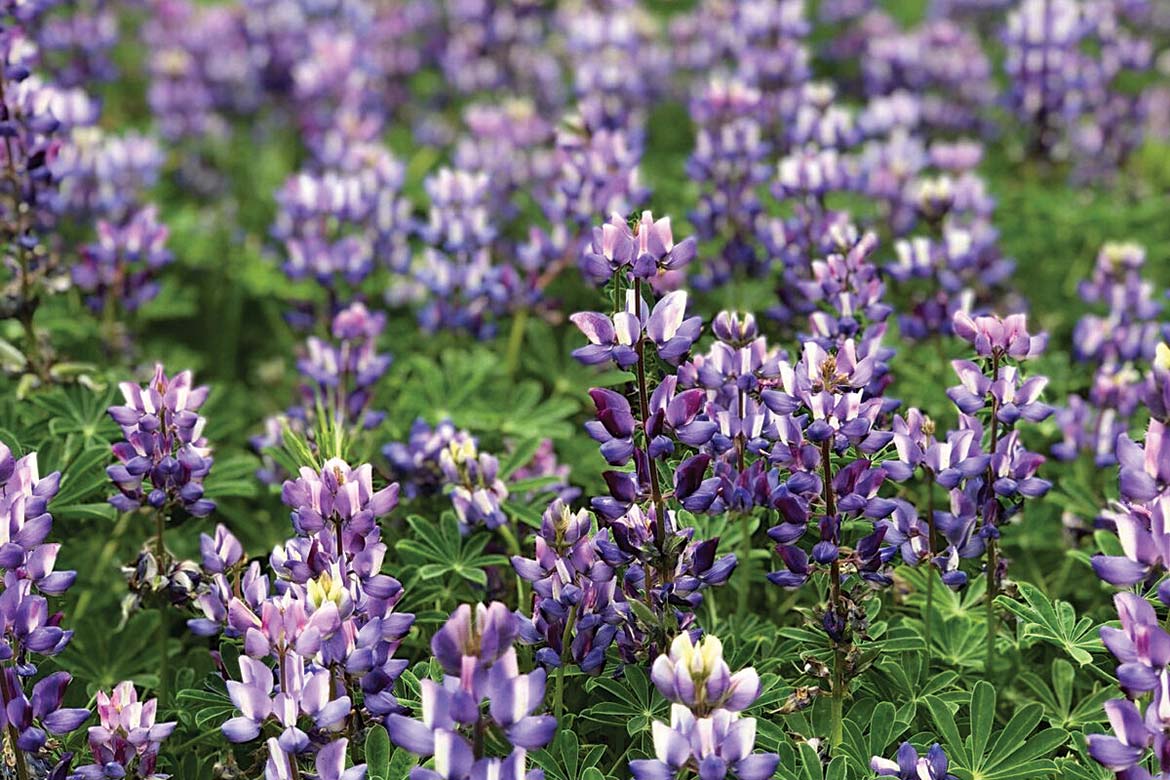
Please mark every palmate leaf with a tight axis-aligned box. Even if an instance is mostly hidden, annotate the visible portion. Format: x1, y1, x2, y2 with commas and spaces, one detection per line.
924, 681, 1068, 780
395, 513, 509, 609
532, 729, 607, 780
581, 665, 669, 752
1018, 659, 1112, 730
996, 582, 1101, 665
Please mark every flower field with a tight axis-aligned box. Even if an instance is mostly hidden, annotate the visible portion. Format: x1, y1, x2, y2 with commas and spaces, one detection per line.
1, 1, 1169, 778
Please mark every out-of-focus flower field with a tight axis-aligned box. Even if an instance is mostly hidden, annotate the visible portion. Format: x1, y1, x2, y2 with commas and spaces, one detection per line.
0, 0, 1169, 778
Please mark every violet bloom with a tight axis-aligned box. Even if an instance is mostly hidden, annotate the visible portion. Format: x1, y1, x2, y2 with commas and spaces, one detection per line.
439, 439, 509, 532
200, 523, 244, 574
73, 206, 173, 313
0, 669, 88, 754
1098, 592, 1169, 697
871, 742, 957, 780
294, 302, 393, 431
265, 737, 366, 780
1117, 420, 1170, 505
512, 501, 621, 673
73, 681, 175, 779
650, 634, 760, 716
281, 458, 399, 543
387, 602, 555, 778
951, 312, 1047, 361
106, 364, 215, 517
1095, 533, 1170, 651
571, 290, 702, 369
629, 706, 779, 780
222, 655, 350, 751
579, 211, 694, 287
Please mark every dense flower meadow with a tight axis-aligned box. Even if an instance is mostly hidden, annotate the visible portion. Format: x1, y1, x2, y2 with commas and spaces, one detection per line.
0, 0, 1168, 777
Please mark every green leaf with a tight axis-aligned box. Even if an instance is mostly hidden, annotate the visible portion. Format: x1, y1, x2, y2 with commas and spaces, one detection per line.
969, 681, 996, 766
366, 724, 391, 780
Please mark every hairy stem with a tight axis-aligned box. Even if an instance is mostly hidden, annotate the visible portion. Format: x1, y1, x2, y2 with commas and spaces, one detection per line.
985, 353, 1002, 675
554, 604, 579, 723
820, 439, 846, 749
633, 279, 669, 576
0, 670, 29, 780
925, 473, 936, 661
504, 307, 528, 376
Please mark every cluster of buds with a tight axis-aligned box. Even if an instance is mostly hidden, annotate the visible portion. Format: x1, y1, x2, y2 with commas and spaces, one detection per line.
632, 633, 778, 780
107, 364, 215, 518
0, 441, 89, 769
571, 276, 736, 660
387, 602, 555, 780
206, 455, 413, 777
1055, 243, 1166, 468
72, 682, 175, 779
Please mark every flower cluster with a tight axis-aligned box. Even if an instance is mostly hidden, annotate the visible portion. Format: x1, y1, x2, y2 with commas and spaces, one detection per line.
208, 454, 414, 777
1054, 243, 1165, 467
107, 364, 215, 518
871, 742, 958, 780
387, 602, 555, 780
73, 682, 175, 779
570, 275, 737, 659
0, 440, 88, 769
632, 633, 778, 780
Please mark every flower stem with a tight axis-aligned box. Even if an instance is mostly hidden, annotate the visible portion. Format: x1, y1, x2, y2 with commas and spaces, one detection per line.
632, 279, 669, 576
819, 439, 846, 750
737, 512, 752, 614
0, 671, 29, 780
156, 510, 170, 709
554, 604, 578, 723
984, 353, 1002, 676
924, 474, 936, 662
504, 307, 528, 376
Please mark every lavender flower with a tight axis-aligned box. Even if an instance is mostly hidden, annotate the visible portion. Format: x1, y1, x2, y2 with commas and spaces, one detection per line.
632, 634, 778, 780
107, 364, 215, 517
73, 682, 175, 779
73, 206, 173, 313
387, 602, 556, 779
871, 742, 958, 780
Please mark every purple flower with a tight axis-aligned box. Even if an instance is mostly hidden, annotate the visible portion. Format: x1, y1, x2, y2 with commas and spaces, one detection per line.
629, 706, 779, 780
107, 364, 215, 517
650, 634, 761, 716
281, 458, 399, 542
73, 681, 174, 779
951, 312, 1046, 360
871, 742, 957, 780
0, 668, 86, 756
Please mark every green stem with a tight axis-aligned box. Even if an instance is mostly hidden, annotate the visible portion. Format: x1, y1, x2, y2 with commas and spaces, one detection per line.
986, 538, 999, 675
819, 439, 846, 750
924, 474, 936, 662
737, 512, 752, 614
984, 354, 1002, 676
504, 308, 529, 376
156, 510, 170, 709
554, 604, 579, 723
0, 669, 29, 780
497, 524, 527, 610
632, 279, 669, 577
